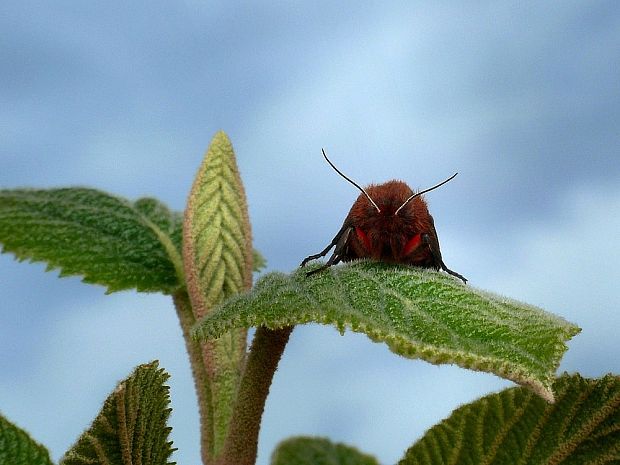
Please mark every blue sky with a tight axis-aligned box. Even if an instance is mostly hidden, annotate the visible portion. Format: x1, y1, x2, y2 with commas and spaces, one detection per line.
1, 1, 619, 464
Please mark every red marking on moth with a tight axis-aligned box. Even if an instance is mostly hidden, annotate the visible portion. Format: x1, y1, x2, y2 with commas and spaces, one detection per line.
403, 233, 422, 256
355, 227, 371, 251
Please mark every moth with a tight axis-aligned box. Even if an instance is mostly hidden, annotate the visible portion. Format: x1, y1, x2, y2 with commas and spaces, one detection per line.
300, 149, 467, 283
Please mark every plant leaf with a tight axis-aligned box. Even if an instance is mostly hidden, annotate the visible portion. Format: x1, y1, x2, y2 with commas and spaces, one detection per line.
193, 261, 580, 401
0, 414, 53, 465
399, 373, 620, 465
183, 131, 253, 457
60, 361, 175, 465
133, 197, 184, 255
183, 130, 253, 310
271, 437, 380, 465
0, 188, 184, 293
253, 248, 267, 272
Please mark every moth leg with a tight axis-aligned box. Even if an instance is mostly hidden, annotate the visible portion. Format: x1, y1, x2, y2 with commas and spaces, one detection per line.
300, 244, 334, 267
305, 226, 353, 276
300, 222, 350, 267
422, 233, 467, 284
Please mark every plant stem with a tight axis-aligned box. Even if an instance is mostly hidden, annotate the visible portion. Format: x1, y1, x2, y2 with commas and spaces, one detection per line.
173, 290, 214, 465
217, 326, 294, 465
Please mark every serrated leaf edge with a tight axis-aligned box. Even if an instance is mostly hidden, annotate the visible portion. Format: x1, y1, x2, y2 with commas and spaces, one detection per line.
0, 188, 185, 294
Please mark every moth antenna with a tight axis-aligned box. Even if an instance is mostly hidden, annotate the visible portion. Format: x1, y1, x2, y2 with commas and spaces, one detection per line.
395, 172, 458, 216
321, 148, 381, 213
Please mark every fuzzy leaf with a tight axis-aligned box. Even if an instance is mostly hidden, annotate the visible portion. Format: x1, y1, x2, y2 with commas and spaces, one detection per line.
60, 361, 175, 465
271, 437, 380, 465
133, 197, 184, 254
399, 373, 620, 465
193, 261, 580, 401
0, 188, 184, 293
0, 414, 53, 465
183, 130, 253, 310
183, 131, 253, 457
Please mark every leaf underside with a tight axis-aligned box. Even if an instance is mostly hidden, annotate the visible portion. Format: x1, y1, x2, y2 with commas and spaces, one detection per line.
271, 436, 380, 465
0, 414, 53, 465
60, 361, 175, 465
400, 373, 620, 465
193, 261, 580, 401
0, 189, 184, 293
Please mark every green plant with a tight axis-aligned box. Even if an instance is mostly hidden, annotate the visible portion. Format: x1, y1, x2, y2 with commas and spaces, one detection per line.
0, 131, 618, 465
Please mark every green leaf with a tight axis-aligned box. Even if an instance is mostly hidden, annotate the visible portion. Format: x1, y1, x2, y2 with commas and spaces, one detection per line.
60, 361, 175, 465
133, 197, 184, 255
183, 130, 253, 308
134, 196, 265, 275
193, 261, 580, 401
0, 414, 53, 465
183, 131, 253, 457
0, 188, 184, 293
253, 248, 267, 272
271, 437, 380, 465
399, 373, 620, 465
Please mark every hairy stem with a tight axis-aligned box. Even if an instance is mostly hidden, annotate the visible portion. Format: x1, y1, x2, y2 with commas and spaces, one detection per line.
173, 291, 214, 464
217, 326, 294, 465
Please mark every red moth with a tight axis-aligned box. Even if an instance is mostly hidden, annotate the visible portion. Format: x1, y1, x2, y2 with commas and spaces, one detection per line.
300, 149, 467, 283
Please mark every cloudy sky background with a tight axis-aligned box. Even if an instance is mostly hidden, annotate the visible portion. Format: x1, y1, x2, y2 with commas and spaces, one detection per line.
1, 1, 619, 464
